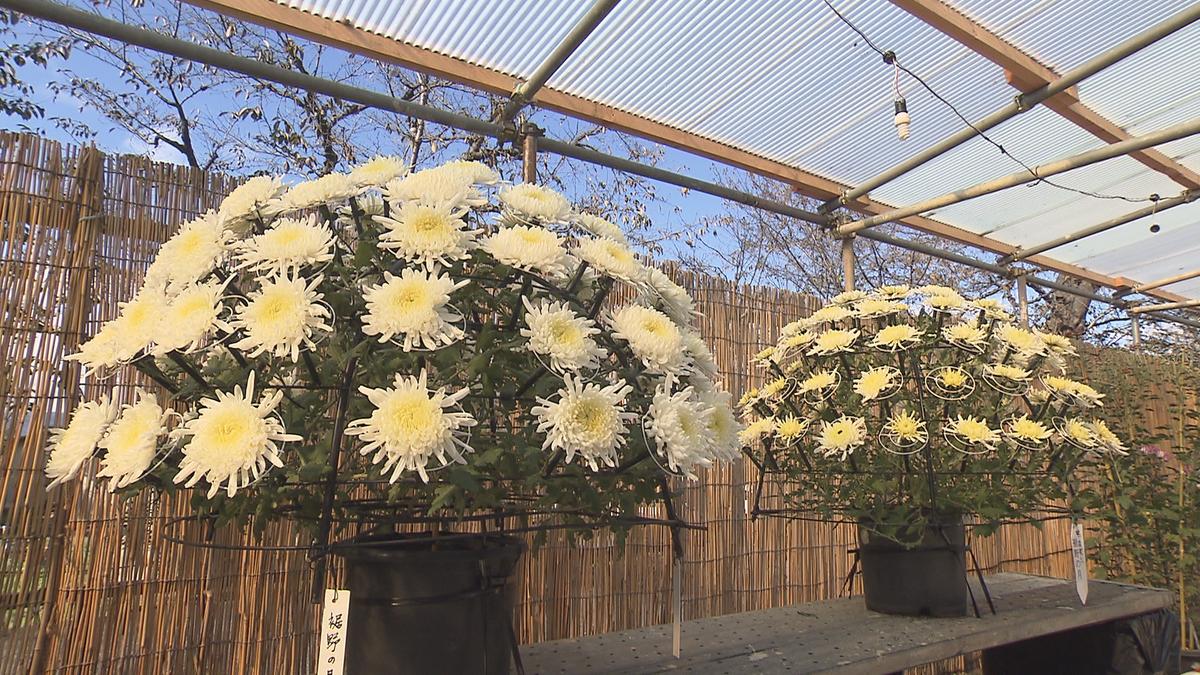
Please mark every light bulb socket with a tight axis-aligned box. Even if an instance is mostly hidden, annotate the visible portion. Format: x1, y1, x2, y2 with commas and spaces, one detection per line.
894, 98, 908, 115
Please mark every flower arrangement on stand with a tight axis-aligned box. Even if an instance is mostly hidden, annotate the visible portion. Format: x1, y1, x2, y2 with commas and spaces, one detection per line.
44, 157, 740, 673
739, 285, 1126, 615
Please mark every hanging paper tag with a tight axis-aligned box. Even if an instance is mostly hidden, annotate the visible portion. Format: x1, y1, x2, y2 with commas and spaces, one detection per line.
672, 556, 682, 658
318, 589, 351, 675
1071, 522, 1088, 605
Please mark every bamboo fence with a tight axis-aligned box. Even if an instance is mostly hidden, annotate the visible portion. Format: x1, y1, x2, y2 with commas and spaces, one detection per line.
0, 131, 1177, 674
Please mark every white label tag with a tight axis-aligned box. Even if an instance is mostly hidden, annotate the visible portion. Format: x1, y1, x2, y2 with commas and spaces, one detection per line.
1071, 522, 1088, 605
318, 589, 351, 675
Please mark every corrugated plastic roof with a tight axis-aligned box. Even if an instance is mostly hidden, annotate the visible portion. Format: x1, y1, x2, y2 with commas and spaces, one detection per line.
280, 0, 1200, 302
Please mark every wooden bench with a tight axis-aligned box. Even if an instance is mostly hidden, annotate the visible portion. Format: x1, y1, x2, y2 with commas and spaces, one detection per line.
518, 573, 1173, 674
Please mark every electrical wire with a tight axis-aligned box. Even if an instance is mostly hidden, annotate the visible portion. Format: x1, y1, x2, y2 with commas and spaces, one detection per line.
820, 0, 1157, 204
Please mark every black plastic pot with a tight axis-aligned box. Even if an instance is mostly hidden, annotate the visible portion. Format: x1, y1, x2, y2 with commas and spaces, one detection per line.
337, 532, 526, 675
857, 517, 967, 617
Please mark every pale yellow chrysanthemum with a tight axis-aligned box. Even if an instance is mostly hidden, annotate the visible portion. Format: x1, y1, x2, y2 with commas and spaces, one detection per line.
738, 388, 760, 411
575, 213, 628, 243
760, 377, 787, 399
645, 267, 698, 325
808, 305, 855, 325
937, 367, 970, 389
377, 200, 477, 269
521, 297, 606, 373
153, 280, 232, 355
219, 175, 285, 224
499, 183, 573, 222
142, 211, 229, 292
609, 304, 688, 375
780, 319, 809, 337
1042, 375, 1105, 407
1061, 418, 1097, 447
855, 298, 905, 318
483, 225, 568, 277
869, 324, 921, 350
917, 284, 959, 297
1089, 420, 1128, 455
647, 386, 716, 478
268, 173, 357, 215
349, 155, 407, 187
574, 236, 645, 284
1005, 415, 1051, 444
946, 415, 1000, 449
854, 366, 899, 401
532, 375, 634, 471
970, 298, 1012, 321
174, 372, 302, 498
808, 329, 859, 356
754, 346, 777, 363
884, 410, 928, 445
683, 329, 720, 380
45, 395, 117, 488
383, 166, 482, 208
780, 330, 818, 350
699, 390, 744, 460
361, 268, 467, 351
817, 416, 867, 460
799, 369, 838, 394
97, 390, 167, 491
831, 290, 868, 306
775, 415, 807, 439
873, 285, 912, 300
997, 324, 1046, 357
67, 290, 169, 370
737, 417, 776, 446
235, 215, 335, 274
231, 273, 331, 361
1036, 330, 1077, 356
985, 363, 1031, 381
926, 293, 966, 312
439, 160, 501, 187
346, 370, 477, 483
943, 322, 988, 351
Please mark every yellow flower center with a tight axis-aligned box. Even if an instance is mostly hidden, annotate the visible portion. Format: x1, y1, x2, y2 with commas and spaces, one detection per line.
412, 209, 449, 234
938, 368, 968, 388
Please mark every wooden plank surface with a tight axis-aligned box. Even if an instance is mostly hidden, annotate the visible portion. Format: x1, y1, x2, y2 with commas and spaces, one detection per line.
518, 573, 1172, 675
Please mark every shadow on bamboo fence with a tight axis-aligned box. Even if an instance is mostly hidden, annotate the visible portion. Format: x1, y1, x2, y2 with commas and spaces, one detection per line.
0, 132, 1149, 675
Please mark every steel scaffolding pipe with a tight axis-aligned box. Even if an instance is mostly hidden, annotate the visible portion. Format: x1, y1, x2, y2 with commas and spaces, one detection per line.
1126, 267, 1200, 295
839, 116, 1200, 236
1001, 190, 1197, 264
825, 2, 1200, 211
1129, 299, 1200, 314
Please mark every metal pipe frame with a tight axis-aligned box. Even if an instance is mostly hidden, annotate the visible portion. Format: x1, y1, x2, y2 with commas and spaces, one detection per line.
1127, 267, 1200, 295
499, 0, 621, 122
1001, 190, 1197, 264
827, 2, 1200, 210
11, 0, 1199, 332
839, 116, 1200, 236
1129, 299, 1200, 314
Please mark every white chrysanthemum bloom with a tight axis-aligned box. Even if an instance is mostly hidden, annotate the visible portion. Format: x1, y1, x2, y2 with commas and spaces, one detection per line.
855, 298, 906, 318
575, 213, 628, 244
997, 324, 1047, 358
985, 363, 1031, 381
854, 366, 899, 401
1042, 375, 1104, 407
831, 290, 867, 306
754, 346, 777, 364
235, 215, 335, 274
532, 375, 635, 471
682, 329, 720, 380
699, 390, 743, 460
383, 166, 483, 208
1089, 420, 1128, 455
142, 212, 229, 292
153, 280, 232, 355
173, 372, 301, 498
231, 273, 331, 361
869, 324, 922, 351
97, 390, 168, 491
738, 416, 776, 446
808, 329, 859, 356
808, 305, 855, 325
884, 410, 928, 445
219, 175, 286, 225
873, 285, 912, 300
1036, 330, 1077, 357
647, 386, 716, 478
377, 200, 477, 269
817, 416, 867, 460
349, 155, 408, 188
943, 322, 988, 351
574, 236, 645, 285
346, 370, 477, 483
361, 268, 467, 351
775, 415, 807, 440
644, 267, 698, 325
439, 160, 501, 187
937, 367, 970, 389
917, 284, 960, 297
799, 369, 838, 394
499, 183, 573, 222
946, 415, 1000, 450
68, 290, 169, 370
1005, 415, 1052, 444
609, 304, 689, 375
521, 297, 606, 373
267, 173, 357, 215
970, 298, 1012, 321
760, 376, 787, 399
925, 293, 967, 312
778, 330, 818, 353
483, 225, 569, 277
44, 395, 118, 488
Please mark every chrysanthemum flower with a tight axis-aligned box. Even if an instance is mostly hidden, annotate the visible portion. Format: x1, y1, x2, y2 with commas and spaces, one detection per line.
943, 322, 988, 351
142, 212, 229, 292
854, 366, 899, 401
1089, 420, 1128, 455
807, 305, 854, 325
349, 155, 408, 187
383, 166, 483, 208
219, 175, 285, 225
884, 410, 928, 445
646, 386, 716, 478
609, 304, 689, 375
925, 293, 966, 312
917, 284, 959, 297
346, 370, 477, 483
699, 390, 744, 460
1061, 418, 1097, 448
683, 329, 720, 380
831, 290, 868, 306
779, 330, 818, 352
1036, 331, 1077, 356
855, 298, 905, 318
235, 215, 335, 274
997, 324, 1046, 357
737, 417, 776, 446
1004, 415, 1051, 444
799, 369, 838, 394
439, 160, 501, 187
946, 415, 1000, 449
483, 225, 569, 277
153, 280, 232, 355
520, 297, 606, 372
361, 268, 466, 351
985, 363, 1031, 381
499, 183, 573, 222
44, 395, 117, 488
754, 346, 777, 363
873, 285, 912, 300
97, 390, 168, 491
644, 267, 698, 325
268, 173, 357, 215
817, 416, 866, 460
574, 236, 645, 285
575, 213, 628, 243
776, 415, 807, 439
174, 372, 301, 498
870, 324, 922, 350
67, 289, 169, 370
970, 298, 1012, 321
532, 375, 634, 471
1041, 375, 1104, 407
761, 377, 787, 399
377, 201, 477, 269
231, 273, 331, 361
937, 367, 970, 389
808, 329, 859, 355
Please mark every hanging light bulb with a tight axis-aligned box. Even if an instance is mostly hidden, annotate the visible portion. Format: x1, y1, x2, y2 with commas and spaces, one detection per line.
894, 98, 911, 141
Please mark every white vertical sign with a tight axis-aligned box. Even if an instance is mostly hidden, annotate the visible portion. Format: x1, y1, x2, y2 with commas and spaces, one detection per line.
1071, 521, 1089, 605
318, 589, 351, 675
